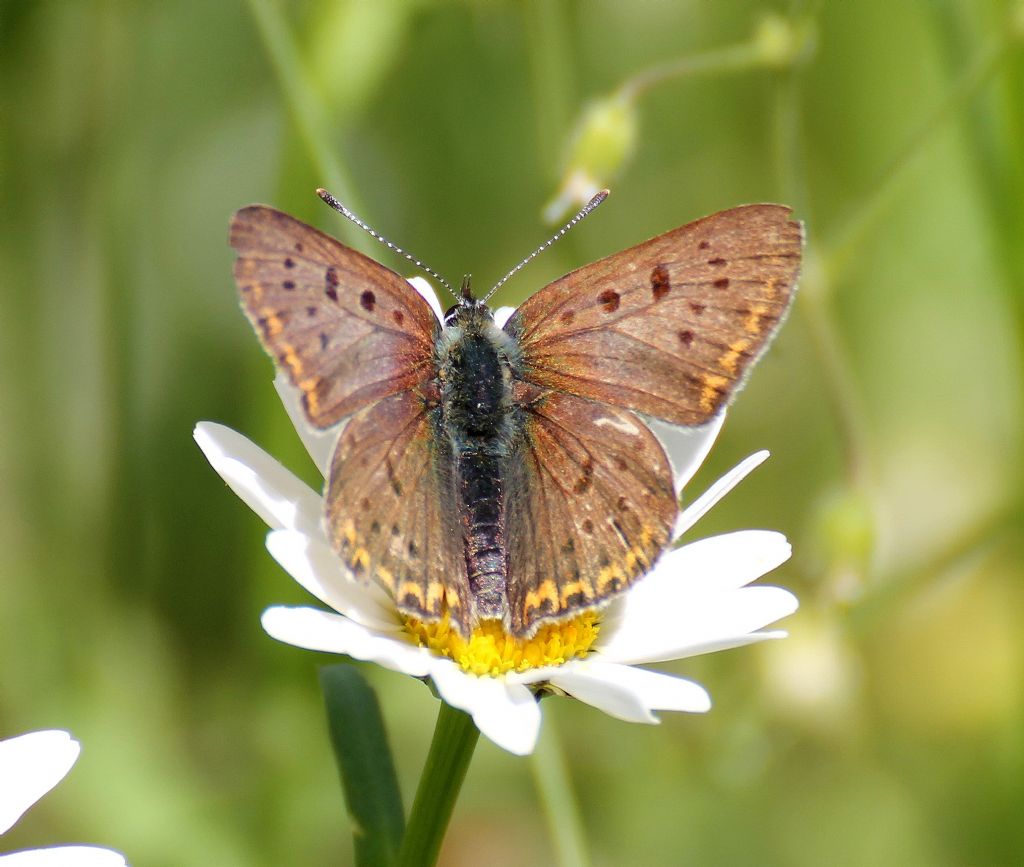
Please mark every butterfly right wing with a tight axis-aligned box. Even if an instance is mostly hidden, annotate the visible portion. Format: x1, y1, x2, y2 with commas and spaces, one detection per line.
325, 389, 469, 630
230, 206, 439, 427
506, 205, 801, 426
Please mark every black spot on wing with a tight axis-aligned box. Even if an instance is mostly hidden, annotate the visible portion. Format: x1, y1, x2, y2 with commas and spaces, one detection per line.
651, 264, 670, 300
597, 290, 620, 313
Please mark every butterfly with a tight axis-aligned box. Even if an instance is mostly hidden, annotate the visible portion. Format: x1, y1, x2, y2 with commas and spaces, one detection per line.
229, 191, 802, 638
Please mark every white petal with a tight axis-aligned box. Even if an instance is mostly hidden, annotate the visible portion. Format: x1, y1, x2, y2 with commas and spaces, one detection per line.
430, 665, 541, 755
646, 411, 726, 493
649, 629, 791, 660
265, 530, 399, 632
546, 663, 657, 723
674, 450, 769, 538
0, 731, 79, 835
638, 531, 792, 601
600, 530, 791, 634
573, 661, 711, 713
492, 306, 516, 329
193, 422, 323, 536
261, 606, 433, 677
273, 374, 338, 477
0, 846, 127, 866
408, 277, 445, 324
598, 586, 799, 665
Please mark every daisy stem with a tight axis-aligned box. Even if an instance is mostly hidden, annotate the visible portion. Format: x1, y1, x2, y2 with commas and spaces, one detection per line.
396, 702, 480, 867
530, 717, 591, 867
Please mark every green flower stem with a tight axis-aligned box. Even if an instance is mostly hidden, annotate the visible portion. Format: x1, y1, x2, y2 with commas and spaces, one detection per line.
616, 40, 764, 102
396, 702, 480, 867
797, 262, 874, 490
530, 715, 591, 867
244, 0, 367, 245
523, 0, 575, 170
822, 31, 1012, 279
770, 55, 873, 492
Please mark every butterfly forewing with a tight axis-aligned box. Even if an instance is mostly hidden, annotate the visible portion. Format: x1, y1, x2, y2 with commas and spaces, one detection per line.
505, 391, 676, 635
506, 205, 802, 426
325, 390, 469, 627
230, 206, 439, 427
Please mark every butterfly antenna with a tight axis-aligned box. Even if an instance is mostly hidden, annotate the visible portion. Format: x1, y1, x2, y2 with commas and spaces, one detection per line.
317, 188, 457, 299
481, 189, 609, 305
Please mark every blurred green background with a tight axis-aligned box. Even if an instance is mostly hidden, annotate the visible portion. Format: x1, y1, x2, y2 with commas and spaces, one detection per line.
2, 1, 1022, 864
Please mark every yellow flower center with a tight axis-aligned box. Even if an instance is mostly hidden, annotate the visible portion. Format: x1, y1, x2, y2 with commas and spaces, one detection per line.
405, 612, 600, 677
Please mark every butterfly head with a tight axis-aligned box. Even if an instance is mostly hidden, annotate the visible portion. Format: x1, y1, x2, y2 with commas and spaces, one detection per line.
443, 275, 492, 327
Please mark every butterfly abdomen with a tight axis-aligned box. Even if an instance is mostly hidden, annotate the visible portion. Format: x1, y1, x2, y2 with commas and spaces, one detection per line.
437, 306, 520, 626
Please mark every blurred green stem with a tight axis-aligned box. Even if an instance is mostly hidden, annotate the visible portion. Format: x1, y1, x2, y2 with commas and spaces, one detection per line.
771, 47, 873, 491
396, 702, 479, 867
850, 492, 1022, 634
245, 0, 366, 239
530, 715, 591, 867
822, 31, 1012, 279
524, 0, 575, 172
617, 40, 764, 102
798, 261, 873, 489
772, 68, 808, 222
617, 13, 812, 102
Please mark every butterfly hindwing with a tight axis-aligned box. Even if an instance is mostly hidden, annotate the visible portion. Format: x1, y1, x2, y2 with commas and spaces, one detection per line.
325, 389, 469, 627
506, 204, 802, 426
230, 206, 439, 428
505, 390, 676, 635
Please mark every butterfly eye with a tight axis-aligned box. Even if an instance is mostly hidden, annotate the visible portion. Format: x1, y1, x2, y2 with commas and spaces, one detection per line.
443, 303, 462, 325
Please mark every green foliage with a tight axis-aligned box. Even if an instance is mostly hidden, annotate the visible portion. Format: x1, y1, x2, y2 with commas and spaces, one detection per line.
320, 665, 405, 866
1, 1, 1022, 865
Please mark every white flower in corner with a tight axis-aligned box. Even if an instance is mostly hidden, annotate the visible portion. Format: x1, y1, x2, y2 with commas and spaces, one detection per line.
196, 279, 798, 756
0, 730, 127, 866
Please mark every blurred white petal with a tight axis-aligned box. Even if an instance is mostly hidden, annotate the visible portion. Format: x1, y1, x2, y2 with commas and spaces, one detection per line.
0, 846, 127, 866
0, 732, 127, 865
0, 732, 79, 836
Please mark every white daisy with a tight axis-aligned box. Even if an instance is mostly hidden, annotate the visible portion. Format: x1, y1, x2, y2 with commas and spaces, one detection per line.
0, 730, 127, 866
196, 279, 797, 756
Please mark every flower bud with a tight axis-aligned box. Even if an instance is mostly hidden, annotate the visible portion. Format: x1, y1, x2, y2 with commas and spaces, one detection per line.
544, 94, 637, 223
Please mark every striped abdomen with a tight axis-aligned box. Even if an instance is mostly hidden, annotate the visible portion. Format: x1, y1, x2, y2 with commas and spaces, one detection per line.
457, 446, 506, 620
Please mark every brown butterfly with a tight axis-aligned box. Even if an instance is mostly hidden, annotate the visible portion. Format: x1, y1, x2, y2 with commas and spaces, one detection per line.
229, 191, 802, 638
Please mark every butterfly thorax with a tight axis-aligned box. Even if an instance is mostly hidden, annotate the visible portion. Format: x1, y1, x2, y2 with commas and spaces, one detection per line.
435, 302, 522, 627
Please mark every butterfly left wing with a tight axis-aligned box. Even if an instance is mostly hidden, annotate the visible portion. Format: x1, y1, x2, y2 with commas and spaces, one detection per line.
325, 389, 470, 628
505, 389, 676, 636
230, 206, 439, 427
505, 204, 802, 426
